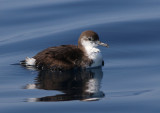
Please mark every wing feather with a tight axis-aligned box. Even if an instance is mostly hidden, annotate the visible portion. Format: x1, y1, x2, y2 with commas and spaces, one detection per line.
33, 45, 84, 70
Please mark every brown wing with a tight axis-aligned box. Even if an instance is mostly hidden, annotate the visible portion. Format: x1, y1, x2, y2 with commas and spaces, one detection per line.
33, 45, 84, 70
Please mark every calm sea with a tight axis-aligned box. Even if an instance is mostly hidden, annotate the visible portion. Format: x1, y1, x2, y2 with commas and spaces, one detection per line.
0, 0, 160, 113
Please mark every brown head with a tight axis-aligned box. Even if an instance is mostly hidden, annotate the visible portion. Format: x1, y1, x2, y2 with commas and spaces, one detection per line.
78, 30, 109, 49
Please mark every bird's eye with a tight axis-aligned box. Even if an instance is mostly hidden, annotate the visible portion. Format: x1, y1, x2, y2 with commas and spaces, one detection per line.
88, 38, 92, 41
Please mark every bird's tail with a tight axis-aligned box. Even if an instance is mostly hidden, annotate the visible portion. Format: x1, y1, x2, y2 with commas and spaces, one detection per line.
20, 60, 26, 65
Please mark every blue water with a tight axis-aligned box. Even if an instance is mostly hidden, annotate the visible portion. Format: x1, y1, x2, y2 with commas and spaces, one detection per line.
0, 0, 160, 113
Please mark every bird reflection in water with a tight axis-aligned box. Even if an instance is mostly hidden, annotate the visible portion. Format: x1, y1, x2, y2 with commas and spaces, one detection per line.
25, 67, 105, 102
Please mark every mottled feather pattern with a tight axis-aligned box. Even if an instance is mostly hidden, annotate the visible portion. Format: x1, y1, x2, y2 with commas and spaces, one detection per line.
33, 45, 92, 70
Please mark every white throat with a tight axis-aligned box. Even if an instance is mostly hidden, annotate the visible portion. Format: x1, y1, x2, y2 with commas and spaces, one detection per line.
81, 39, 103, 68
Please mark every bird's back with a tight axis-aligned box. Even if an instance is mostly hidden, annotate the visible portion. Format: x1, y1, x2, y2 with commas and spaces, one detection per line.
33, 45, 85, 70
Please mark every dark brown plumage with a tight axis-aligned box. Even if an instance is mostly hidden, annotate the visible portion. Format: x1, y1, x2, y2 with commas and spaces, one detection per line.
33, 45, 92, 70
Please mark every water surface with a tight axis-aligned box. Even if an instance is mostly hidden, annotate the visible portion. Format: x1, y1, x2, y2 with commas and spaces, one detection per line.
0, 0, 160, 113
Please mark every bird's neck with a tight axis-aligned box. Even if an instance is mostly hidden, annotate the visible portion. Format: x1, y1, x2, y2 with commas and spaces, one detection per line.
84, 45, 100, 57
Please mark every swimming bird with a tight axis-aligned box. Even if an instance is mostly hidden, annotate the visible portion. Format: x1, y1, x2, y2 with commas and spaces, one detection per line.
20, 30, 109, 70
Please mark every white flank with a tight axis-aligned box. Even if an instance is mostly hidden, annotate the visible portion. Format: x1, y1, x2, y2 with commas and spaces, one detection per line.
81, 37, 103, 67
27, 98, 38, 102
25, 57, 36, 66
25, 84, 36, 89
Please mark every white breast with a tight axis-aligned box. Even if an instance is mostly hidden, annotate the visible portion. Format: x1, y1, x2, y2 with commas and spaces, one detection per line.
82, 39, 103, 68
89, 51, 103, 68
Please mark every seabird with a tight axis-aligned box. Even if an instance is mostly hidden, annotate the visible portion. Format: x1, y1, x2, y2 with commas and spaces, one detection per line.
20, 30, 109, 70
